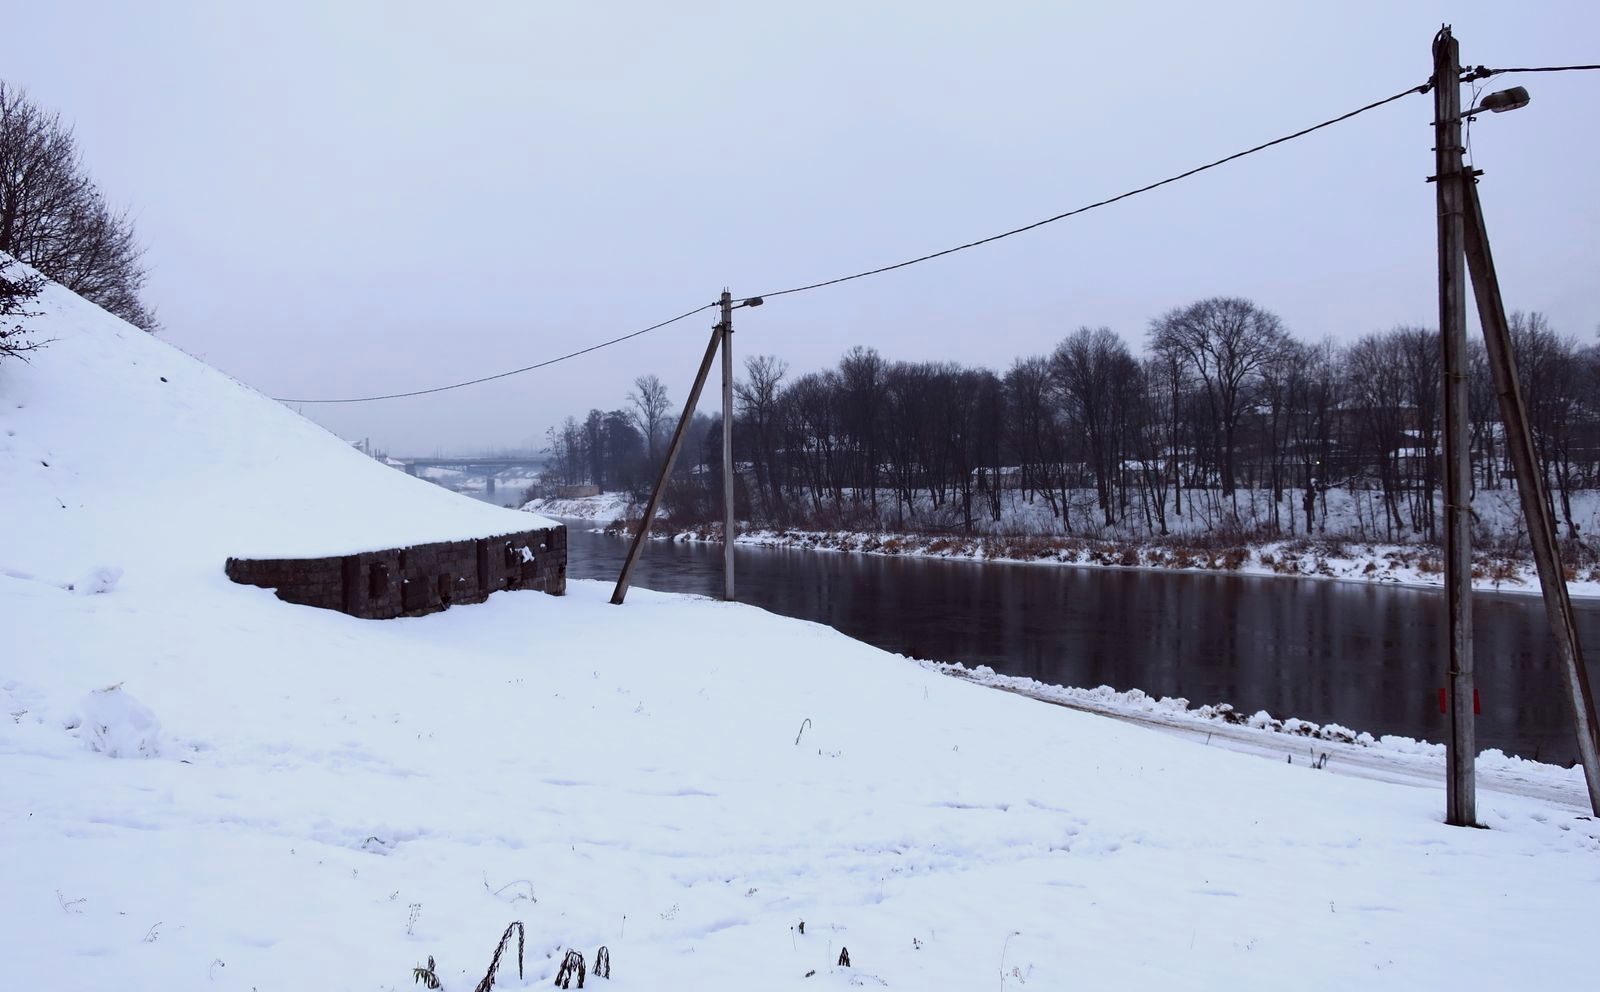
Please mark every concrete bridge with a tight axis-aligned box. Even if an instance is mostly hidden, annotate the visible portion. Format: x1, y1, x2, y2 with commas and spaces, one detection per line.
398, 456, 546, 497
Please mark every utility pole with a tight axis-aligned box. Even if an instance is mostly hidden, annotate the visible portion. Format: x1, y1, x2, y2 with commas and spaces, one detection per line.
611, 323, 724, 606
1432, 25, 1476, 827
721, 289, 736, 601
1463, 181, 1600, 814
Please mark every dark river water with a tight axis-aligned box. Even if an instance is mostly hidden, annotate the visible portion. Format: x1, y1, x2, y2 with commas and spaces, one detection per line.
556, 520, 1600, 765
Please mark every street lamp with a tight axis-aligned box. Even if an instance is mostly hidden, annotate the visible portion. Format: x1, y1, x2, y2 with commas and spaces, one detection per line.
1463, 85, 1531, 117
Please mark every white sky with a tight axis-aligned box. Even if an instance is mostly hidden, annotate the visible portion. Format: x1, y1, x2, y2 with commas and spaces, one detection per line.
5, 1, 1597, 453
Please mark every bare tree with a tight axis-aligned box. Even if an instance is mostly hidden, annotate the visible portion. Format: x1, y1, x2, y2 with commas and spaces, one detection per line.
0, 83, 156, 330
1396, 326, 1441, 540
627, 374, 672, 465
1288, 338, 1342, 534
543, 416, 584, 486
1149, 297, 1289, 505
736, 354, 788, 521
1146, 337, 1191, 518
1345, 331, 1409, 537
1003, 355, 1062, 517
837, 346, 886, 511
1466, 340, 1500, 492
1511, 311, 1584, 538
1052, 326, 1137, 526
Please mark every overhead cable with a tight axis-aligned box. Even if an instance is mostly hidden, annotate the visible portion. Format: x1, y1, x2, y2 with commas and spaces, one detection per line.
273, 302, 718, 404
750, 80, 1433, 300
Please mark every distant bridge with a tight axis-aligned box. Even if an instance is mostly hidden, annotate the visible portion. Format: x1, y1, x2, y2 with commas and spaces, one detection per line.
397, 456, 546, 497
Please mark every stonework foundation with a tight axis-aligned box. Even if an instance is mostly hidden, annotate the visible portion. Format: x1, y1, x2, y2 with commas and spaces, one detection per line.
225, 526, 566, 619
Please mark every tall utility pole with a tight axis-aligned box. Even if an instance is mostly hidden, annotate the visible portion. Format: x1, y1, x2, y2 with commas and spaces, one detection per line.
1432, 25, 1476, 827
721, 289, 736, 601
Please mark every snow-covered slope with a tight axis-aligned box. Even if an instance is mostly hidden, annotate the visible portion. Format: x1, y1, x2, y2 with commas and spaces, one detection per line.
3, 272, 1598, 990
0, 265, 553, 595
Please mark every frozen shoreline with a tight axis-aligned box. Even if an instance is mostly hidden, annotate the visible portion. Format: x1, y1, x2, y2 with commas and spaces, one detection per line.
929, 662, 1589, 808
579, 518, 1600, 601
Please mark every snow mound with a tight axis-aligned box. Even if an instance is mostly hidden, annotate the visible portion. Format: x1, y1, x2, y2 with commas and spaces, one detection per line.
0, 258, 555, 594
71, 565, 123, 595
72, 684, 162, 758
524, 491, 633, 522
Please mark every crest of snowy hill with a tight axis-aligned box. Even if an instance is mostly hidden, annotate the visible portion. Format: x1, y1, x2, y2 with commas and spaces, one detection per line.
0, 259, 553, 593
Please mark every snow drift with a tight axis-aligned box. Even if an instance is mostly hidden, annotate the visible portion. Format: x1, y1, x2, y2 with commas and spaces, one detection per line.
71, 684, 163, 758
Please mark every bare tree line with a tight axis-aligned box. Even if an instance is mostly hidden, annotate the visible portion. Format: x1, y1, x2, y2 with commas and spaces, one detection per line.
543, 374, 710, 498
543, 297, 1600, 544
0, 83, 157, 331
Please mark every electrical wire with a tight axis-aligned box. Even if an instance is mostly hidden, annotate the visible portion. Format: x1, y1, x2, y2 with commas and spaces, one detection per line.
751, 80, 1432, 301
1464, 76, 1486, 168
279, 64, 1600, 405
272, 302, 719, 404
1467, 63, 1600, 78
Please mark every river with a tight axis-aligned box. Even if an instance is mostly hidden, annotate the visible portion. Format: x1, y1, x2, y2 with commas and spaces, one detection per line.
547, 518, 1600, 765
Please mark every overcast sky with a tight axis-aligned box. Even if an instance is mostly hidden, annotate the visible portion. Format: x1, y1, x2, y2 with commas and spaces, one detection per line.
6, 1, 1598, 453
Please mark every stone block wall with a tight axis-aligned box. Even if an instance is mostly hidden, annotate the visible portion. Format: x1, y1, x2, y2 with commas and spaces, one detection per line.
225, 525, 566, 619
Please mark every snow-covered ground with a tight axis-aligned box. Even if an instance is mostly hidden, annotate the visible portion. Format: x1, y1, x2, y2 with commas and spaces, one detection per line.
524, 491, 634, 521
5, 267, 1600, 990
937, 665, 1591, 809
10, 576, 1599, 992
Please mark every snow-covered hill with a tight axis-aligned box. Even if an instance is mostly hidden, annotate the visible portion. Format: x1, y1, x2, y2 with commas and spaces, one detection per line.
2, 271, 1597, 990
0, 262, 552, 596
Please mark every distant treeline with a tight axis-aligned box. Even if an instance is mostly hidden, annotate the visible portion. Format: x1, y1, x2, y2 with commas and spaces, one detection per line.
542, 296, 1599, 541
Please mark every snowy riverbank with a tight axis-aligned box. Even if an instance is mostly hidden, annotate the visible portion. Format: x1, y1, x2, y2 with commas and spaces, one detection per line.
5, 266, 1599, 989
524, 491, 634, 521
933, 663, 1590, 808
531, 488, 1600, 598
609, 523, 1600, 600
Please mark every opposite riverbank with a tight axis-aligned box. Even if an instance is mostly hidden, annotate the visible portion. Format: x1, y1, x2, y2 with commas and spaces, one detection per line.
524, 495, 1600, 599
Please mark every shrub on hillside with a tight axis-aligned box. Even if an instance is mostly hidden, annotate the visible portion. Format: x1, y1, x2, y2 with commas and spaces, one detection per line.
0, 254, 45, 362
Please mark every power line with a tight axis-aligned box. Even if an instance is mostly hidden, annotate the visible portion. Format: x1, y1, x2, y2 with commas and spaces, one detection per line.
751, 79, 1433, 300
281, 64, 1600, 405
1468, 63, 1600, 78
272, 302, 718, 404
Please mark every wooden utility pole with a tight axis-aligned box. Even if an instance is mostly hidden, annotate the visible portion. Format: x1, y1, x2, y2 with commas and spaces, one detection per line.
1432, 26, 1476, 827
1463, 181, 1600, 814
611, 324, 724, 605
720, 289, 736, 601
